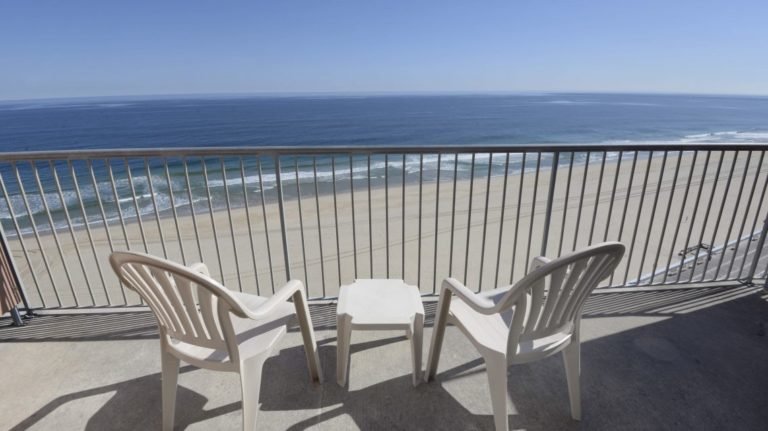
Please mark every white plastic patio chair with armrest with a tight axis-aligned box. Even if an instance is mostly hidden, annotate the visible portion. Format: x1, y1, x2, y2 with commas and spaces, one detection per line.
425, 242, 625, 431
109, 251, 323, 431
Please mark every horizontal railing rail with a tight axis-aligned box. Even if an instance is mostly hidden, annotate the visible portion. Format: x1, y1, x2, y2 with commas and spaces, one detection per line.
0, 143, 766, 309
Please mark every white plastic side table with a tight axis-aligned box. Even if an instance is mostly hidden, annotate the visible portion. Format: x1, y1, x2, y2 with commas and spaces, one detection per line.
336, 279, 425, 387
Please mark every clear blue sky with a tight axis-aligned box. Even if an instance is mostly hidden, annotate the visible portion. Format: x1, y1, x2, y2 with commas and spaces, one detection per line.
1, 0, 767, 100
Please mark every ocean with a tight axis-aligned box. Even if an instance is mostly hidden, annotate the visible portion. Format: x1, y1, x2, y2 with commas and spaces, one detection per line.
0, 93, 767, 235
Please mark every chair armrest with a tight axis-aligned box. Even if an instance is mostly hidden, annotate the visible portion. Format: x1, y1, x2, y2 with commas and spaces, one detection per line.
529, 256, 551, 272
441, 278, 497, 314
188, 262, 303, 320
189, 262, 210, 277
236, 279, 306, 320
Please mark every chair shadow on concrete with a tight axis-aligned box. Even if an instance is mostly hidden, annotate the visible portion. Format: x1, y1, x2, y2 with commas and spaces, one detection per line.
259, 337, 500, 431
8, 366, 242, 431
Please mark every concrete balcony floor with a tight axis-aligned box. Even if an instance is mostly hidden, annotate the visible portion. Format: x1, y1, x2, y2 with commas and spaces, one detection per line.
1, 284, 767, 430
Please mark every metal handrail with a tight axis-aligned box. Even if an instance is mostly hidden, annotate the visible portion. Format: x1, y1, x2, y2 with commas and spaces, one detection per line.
0, 143, 766, 309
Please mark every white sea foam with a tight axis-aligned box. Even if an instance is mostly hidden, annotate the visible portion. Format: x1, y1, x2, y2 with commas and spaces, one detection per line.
682, 130, 768, 143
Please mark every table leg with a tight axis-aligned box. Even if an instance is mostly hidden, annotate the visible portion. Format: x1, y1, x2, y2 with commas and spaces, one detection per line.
410, 312, 424, 386
336, 314, 352, 387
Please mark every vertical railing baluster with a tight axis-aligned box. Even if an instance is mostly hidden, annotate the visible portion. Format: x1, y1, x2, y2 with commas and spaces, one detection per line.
603, 152, 624, 242
541, 152, 559, 257
367, 154, 373, 277
110, 158, 140, 306
448, 153, 458, 277
510, 153, 526, 283
557, 153, 575, 256
477, 154, 493, 291
331, 156, 342, 285
182, 157, 204, 262
201, 157, 225, 284
240, 157, 261, 295
573, 152, 590, 250
688, 151, 726, 284
588, 152, 606, 245
713, 152, 750, 280
144, 158, 168, 259
701, 151, 739, 281
623, 151, 654, 285
274, 155, 292, 282
257, 156, 276, 292
663, 151, 698, 284
385, 154, 390, 278
729, 151, 764, 279
525, 153, 541, 272
49, 161, 95, 305
432, 153, 443, 294
493, 153, 510, 289
674, 151, 710, 283
637, 151, 668, 285
417, 154, 424, 287
295, 158, 310, 295
402, 154, 407, 279
293, 157, 310, 297
432, 153, 443, 293
93, 159, 128, 304
610, 152, 637, 286
106, 160, 131, 251
463, 153, 476, 284
163, 158, 187, 265
312, 157, 326, 296
124, 158, 150, 254
349, 155, 358, 279
221, 159, 243, 291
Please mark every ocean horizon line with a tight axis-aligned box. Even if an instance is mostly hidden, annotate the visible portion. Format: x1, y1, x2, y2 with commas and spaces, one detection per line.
4, 90, 768, 105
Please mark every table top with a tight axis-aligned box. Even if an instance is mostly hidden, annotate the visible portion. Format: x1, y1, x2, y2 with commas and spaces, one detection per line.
337, 279, 424, 327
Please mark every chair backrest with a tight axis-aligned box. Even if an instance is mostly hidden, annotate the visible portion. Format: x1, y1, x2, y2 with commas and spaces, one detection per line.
498, 242, 625, 356
109, 251, 247, 358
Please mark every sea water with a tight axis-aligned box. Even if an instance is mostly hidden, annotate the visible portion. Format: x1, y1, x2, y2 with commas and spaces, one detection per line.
1, 93, 767, 235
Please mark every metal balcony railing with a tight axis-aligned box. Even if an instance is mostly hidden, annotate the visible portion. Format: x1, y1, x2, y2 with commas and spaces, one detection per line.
0, 143, 766, 309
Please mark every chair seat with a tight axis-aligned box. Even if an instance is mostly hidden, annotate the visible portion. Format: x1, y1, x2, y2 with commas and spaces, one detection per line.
169, 292, 295, 369
449, 299, 573, 362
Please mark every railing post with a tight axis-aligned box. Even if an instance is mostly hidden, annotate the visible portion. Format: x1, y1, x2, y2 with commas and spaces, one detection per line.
540, 152, 560, 257
274, 155, 292, 281
746, 212, 768, 285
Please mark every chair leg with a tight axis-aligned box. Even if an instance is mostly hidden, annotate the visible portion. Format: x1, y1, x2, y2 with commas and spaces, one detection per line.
292, 290, 323, 383
410, 312, 424, 386
160, 349, 180, 431
425, 288, 452, 381
562, 339, 581, 420
336, 314, 352, 387
240, 353, 269, 431
485, 353, 510, 431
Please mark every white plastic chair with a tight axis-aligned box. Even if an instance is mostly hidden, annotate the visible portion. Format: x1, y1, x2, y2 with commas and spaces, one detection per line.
109, 251, 323, 431
425, 242, 625, 431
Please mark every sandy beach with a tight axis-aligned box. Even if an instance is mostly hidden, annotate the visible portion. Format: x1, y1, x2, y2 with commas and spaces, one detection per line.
5, 150, 767, 308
